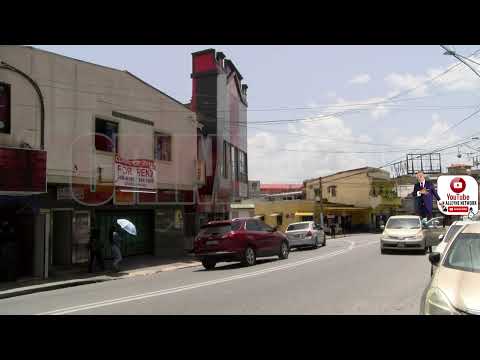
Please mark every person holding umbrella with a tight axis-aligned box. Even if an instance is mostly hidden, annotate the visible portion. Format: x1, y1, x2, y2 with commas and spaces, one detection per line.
109, 224, 123, 272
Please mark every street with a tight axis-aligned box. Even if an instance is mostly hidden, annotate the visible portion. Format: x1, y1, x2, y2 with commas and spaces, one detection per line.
0, 234, 432, 315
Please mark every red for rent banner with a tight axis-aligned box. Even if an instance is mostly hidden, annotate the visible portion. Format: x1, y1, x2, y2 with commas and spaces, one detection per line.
114, 155, 156, 189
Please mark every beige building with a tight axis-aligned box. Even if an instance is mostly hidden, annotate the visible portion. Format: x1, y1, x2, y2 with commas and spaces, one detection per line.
304, 167, 401, 231
0, 45, 200, 281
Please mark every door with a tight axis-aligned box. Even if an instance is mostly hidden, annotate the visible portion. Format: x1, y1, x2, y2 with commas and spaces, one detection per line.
257, 220, 279, 256
245, 219, 269, 257
52, 210, 72, 266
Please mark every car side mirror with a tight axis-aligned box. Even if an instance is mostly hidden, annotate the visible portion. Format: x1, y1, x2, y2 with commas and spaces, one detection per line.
380, 225, 385, 230
429, 252, 441, 266
438, 234, 444, 241
272, 226, 278, 232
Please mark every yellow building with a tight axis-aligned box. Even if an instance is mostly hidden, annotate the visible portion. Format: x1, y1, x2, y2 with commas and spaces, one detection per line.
304, 167, 401, 232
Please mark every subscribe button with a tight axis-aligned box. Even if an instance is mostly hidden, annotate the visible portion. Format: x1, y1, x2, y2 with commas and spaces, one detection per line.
448, 206, 469, 213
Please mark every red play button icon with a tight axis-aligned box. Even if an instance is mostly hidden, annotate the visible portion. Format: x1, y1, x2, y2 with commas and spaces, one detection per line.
450, 177, 466, 194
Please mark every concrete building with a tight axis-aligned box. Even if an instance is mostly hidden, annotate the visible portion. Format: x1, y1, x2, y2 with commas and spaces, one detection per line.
0, 45, 200, 281
190, 49, 249, 224
304, 167, 401, 232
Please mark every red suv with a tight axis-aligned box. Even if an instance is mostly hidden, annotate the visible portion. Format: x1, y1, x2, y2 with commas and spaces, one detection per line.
194, 218, 290, 270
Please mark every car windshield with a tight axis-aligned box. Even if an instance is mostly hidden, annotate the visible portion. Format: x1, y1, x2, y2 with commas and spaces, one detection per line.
444, 233, 480, 273
386, 218, 420, 229
287, 223, 310, 231
444, 225, 463, 243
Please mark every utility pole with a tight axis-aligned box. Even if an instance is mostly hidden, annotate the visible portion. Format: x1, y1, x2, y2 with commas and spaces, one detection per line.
315, 177, 325, 229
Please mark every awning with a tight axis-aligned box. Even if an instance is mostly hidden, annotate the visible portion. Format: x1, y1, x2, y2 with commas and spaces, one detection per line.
295, 212, 314, 216
230, 203, 255, 209
324, 207, 368, 211
270, 213, 282, 217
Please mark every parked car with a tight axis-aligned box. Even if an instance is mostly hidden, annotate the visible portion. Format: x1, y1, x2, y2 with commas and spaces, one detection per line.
430, 220, 475, 276
285, 221, 326, 249
193, 218, 289, 270
420, 222, 480, 315
380, 215, 445, 254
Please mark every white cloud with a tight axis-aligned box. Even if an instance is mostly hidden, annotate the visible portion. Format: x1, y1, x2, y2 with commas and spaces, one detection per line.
247, 115, 374, 183
349, 73, 371, 84
384, 57, 480, 96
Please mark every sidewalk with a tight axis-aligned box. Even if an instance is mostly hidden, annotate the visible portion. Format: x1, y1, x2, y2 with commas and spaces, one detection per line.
0, 255, 201, 300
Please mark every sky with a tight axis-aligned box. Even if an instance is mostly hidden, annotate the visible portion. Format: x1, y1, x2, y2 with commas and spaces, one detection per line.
34, 45, 480, 183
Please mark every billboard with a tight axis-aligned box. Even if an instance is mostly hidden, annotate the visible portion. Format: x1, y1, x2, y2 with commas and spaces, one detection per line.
437, 175, 479, 217
0, 147, 47, 194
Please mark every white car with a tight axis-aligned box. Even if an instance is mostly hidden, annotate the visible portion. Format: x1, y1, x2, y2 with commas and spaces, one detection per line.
285, 221, 326, 249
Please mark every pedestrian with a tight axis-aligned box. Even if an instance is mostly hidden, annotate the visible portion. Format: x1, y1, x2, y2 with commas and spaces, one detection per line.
88, 219, 105, 273
109, 224, 122, 272
330, 223, 335, 239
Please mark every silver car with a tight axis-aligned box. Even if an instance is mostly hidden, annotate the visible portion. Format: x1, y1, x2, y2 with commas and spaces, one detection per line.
380, 215, 426, 253
285, 221, 326, 250
420, 222, 480, 315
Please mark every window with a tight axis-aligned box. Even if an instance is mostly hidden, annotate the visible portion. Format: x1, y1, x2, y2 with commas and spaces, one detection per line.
246, 219, 260, 231
239, 150, 248, 183
328, 186, 337, 197
444, 233, 480, 273
95, 118, 118, 153
314, 188, 320, 197
155, 132, 172, 161
287, 223, 310, 231
277, 214, 283, 226
222, 141, 228, 178
0, 82, 11, 134
385, 218, 421, 229
231, 144, 237, 181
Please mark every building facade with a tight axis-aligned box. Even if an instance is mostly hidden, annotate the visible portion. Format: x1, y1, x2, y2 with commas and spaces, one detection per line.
0, 46, 200, 281
190, 49, 249, 224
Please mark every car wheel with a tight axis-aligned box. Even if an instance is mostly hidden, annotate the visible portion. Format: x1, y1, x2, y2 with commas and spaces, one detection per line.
279, 241, 289, 260
381, 248, 386, 255
242, 247, 256, 266
202, 259, 216, 270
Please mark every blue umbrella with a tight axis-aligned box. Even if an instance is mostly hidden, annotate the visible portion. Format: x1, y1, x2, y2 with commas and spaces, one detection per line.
117, 219, 137, 236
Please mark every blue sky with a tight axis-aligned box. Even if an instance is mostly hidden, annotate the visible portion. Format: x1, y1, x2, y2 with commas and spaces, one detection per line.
35, 45, 480, 182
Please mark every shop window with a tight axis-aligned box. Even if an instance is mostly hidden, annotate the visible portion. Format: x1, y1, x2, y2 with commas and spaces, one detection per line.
95, 118, 118, 153
155, 132, 172, 161
0, 82, 11, 134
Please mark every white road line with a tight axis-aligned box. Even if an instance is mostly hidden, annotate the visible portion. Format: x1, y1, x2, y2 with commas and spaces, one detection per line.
37, 238, 377, 315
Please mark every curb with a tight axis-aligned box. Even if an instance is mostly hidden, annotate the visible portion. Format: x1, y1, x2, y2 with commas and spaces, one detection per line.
0, 261, 202, 300
0, 279, 108, 300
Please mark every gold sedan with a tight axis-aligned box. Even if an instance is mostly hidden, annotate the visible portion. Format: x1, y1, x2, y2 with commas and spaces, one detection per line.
420, 222, 480, 315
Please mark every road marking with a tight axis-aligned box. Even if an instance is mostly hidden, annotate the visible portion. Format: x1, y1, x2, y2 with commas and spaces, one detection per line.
37, 239, 376, 315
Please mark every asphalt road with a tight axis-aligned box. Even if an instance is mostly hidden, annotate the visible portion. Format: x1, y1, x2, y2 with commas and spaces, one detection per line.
0, 234, 432, 315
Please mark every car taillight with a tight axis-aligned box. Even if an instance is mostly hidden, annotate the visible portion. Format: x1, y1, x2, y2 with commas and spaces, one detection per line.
306, 231, 312, 237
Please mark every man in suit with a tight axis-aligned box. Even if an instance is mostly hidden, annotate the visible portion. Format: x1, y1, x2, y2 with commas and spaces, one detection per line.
412, 171, 444, 220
